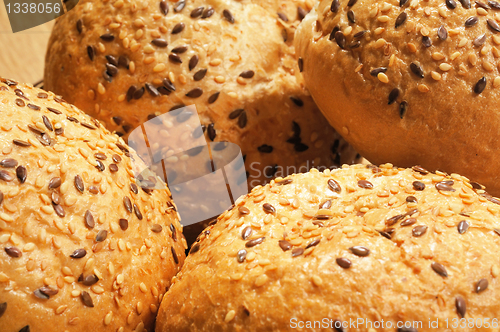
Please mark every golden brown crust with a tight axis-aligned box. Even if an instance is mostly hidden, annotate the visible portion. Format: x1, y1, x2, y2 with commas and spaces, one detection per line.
44, 0, 359, 188
157, 164, 500, 332
295, 0, 500, 196
0, 78, 186, 332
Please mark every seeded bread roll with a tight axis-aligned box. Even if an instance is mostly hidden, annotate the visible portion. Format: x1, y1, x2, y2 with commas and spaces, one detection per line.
157, 164, 500, 331
44, 0, 359, 189
0, 78, 186, 332
295, 0, 500, 196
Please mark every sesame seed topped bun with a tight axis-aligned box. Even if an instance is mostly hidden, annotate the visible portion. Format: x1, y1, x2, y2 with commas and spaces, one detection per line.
157, 164, 500, 331
0, 78, 185, 332
44, 0, 359, 188
295, 0, 500, 195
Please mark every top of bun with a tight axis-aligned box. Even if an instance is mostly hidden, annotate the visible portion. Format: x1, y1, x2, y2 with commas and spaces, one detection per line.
0, 78, 185, 332
157, 164, 500, 331
304, 0, 500, 100
294, 0, 500, 195
44, 0, 358, 186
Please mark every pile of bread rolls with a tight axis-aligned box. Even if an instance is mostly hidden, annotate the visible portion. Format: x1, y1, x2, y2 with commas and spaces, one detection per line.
1, 0, 500, 331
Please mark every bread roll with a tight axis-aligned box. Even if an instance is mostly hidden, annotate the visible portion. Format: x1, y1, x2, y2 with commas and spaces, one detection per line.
295, 0, 500, 195
157, 164, 500, 331
0, 77, 186, 332
44, 0, 359, 188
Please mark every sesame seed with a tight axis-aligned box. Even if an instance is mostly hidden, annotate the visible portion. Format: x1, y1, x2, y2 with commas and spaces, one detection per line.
455, 296, 466, 318
291, 248, 304, 257
388, 88, 399, 105
410, 63, 424, 78
331, 0, 340, 12
191, 6, 204, 18
258, 144, 273, 153
489, 19, 500, 33
279, 240, 292, 251
100, 33, 114, 42
349, 246, 370, 256
241, 226, 252, 240
490, 0, 500, 8
13, 139, 30, 147
400, 218, 417, 227
386, 214, 405, 226
133, 203, 143, 220
474, 33, 487, 47
347, 10, 356, 23
298, 58, 304, 72
278, 12, 288, 21
202, 6, 214, 18
171, 46, 188, 54
74, 175, 84, 193
151, 38, 168, 48
370, 67, 387, 76
171, 247, 179, 264
298, 6, 307, 20
431, 262, 448, 277
188, 55, 199, 71
262, 203, 275, 214
70, 249, 87, 259
312, 275, 323, 287
237, 249, 247, 263
193, 69, 208, 81
422, 36, 432, 47
95, 230, 108, 242
5, 246, 22, 258
0, 170, 13, 182
53, 203, 65, 217
0, 302, 7, 318
160, 0, 168, 14
239, 70, 255, 78
412, 225, 428, 237
358, 180, 373, 189
86, 46, 95, 61
223, 9, 235, 23
334, 31, 346, 49
245, 237, 265, 248
475, 77, 487, 93
0, 158, 17, 168
406, 196, 418, 203
395, 12, 407, 28
399, 100, 408, 119
84, 210, 95, 229
81, 273, 98, 286
436, 26, 448, 40
465, 16, 479, 27
374, 38, 387, 48
81, 291, 94, 307
255, 274, 268, 287
377, 73, 389, 83
48, 177, 62, 189
457, 220, 469, 234
207, 123, 216, 141
305, 239, 320, 249
447, 0, 458, 8
172, 22, 185, 34
319, 199, 332, 209
116, 218, 128, 231
476, 278, 489, 293
336, 257, 352, 269
418, 84, 429, 93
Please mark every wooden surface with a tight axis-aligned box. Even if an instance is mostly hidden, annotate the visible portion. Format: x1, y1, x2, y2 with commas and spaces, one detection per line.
0, 0, 53, 85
